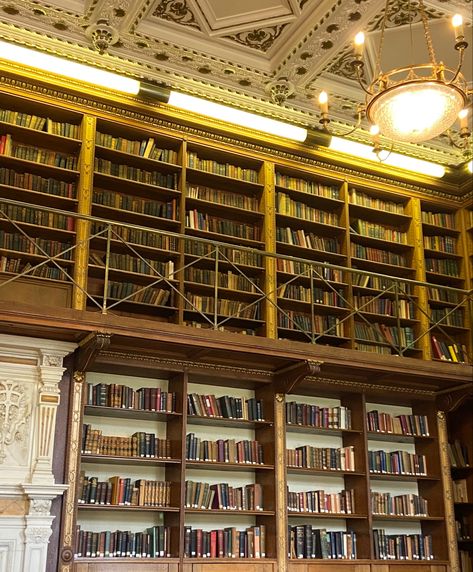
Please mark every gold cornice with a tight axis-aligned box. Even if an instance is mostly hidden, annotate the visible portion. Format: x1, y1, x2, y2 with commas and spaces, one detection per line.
0, 67, 468, 201
306, 375, 436, 396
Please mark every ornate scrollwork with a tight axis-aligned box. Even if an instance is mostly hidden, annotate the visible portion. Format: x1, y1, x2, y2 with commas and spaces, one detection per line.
266, 78, 295, 105
226, 26, 286, 53
153, 0, 200, 30
29, 499, 52, 515
85, 18, 120, 54
0, 381, 30, 463
25, 526, 52, 544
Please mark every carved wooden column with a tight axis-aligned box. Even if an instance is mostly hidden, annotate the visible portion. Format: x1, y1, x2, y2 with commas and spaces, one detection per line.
274, 392, 287, 572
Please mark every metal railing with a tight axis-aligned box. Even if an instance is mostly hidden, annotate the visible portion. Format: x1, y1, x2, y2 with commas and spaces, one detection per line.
1, 198, 471, 363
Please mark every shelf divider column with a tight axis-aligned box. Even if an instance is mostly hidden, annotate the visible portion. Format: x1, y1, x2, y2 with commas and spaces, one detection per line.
274, 390, 287, 572
73, 114, 95, 310
262, 160, 277, 339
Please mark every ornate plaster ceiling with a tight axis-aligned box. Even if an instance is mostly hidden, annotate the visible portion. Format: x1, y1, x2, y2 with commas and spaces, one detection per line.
0, 0, 471, 165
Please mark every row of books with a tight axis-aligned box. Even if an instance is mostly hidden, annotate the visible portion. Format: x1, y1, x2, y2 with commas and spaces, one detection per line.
0, 135, 78, 169
277, 192, 340, 225
352, 273, 413, 294
431, 336, 468, 363
185, 293, 260, 320
187, 393, 265, 421
184, 481, 263, 511
456, 515, 471, 541
448, 439, 470, 468
187, 183, 259, 210
366, 410, 430, 436
276, 227, 340, 252
287, 488, 355, 514
186, 210, 261, 241
85, 382, 176, 412
0, 108, 80, 137
279, 284, 345, 307
185, 239, 263, 267
184, 525, 265, 558
184, 268, 259, 293
78, 474, 171, 507
75, 525, 171, 558
286, 402, 352, 429
90, 251, 175, 280
94, 158, 179, 189
286, 445, 355, 471
351, 243, 408, 267
373, 530, 433, 560
423, 234, 457, 253
81, 425, 171, 458
1, 203, 75, 231
425, 257, 460, 277
288, 527, 357, 560
453, 478, 469, 503
351, 219, 407, 244
187, 152, 259, 182
106, 281, 173, 307
368, 449, 427, 476
92, 222, 179, 253
0, 230, 73, 259
371, 492, 428, 516
354, 321, 415, 349
354, 295, 415, 319
349, 188, 405, 214
428, 286, 461, 304
275, 173, 340, 199
431, 307, 464, 327
0, 167, 76, 198
185, 434, 264, 464
355, 342, 392, 355
96, 132, 178, 163
185, 321, 257, 336
276, 258, 344, 282
278, 311, 344, 337
422, 210, 455, 229
93, 190, 178, 220
0, 256, 68, 281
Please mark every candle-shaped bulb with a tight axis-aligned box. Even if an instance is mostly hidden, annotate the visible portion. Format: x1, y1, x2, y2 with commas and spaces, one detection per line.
370, 124, 380, 137
452, 14, 464, 41
354, 32, 365, 57
458, 108, 468, 130
318, 91, 329, 115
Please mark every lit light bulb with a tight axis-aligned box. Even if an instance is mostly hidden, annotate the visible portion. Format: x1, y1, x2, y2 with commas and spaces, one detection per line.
370, 125, 380, 136
318, 91, 329, 114
458, 109, 469, 130
354, 32, 365, 57
468, 160, 473, 174
452, 14, 464, 41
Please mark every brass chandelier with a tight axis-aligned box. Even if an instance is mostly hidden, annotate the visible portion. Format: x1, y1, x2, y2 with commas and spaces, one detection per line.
318, 0, 472, 159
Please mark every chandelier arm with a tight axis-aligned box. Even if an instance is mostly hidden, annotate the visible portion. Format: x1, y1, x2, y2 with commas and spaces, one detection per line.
447, 48, 465, 85
321, 109, 363, 137
373, 141, 394, 162
354, 64, 373, 96
418, 0, 437, 66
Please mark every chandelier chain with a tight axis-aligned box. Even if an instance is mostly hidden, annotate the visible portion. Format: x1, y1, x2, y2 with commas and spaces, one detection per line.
374, 0, 391, 77
418, 0, 437, 66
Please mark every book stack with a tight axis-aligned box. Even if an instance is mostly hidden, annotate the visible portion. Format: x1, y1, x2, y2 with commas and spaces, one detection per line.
286, 445, 355, 471
371, 492, 428, 516
185, 481, 263, 511
368, 449, 427, 475
366, 410, 429, 436
186, 433, 264, 464
448, 440, 470, 467
183, 525, 266, 558
187, 393, 264, 421
78, 473, 171, 507
276, 173, 340, 199
0, 167, 76, 197
288, 526, 357, 559
75, 525, 171, 558
453, 479, 469, 503
287, 488, 355, 514
373, 530, 433, 560
431, 336, 468, 363
286, 401, 351, 429
86, 382, 176, 412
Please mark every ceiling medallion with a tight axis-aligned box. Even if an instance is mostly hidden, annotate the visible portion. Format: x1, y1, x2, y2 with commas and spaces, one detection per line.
266, 79, 295, 105
85, 19, 120, 54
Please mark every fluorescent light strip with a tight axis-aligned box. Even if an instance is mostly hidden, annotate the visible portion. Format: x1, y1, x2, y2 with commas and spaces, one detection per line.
168, 91, 307, 142
329, 136, 445, 178
0, 40, 140, 95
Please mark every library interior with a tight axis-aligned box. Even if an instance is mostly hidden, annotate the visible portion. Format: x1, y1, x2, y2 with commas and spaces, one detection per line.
0, 1, 472, 571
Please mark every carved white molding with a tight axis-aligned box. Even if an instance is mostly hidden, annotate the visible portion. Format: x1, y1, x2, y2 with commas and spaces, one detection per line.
0, 335, 75, 572
0, 381, 31, 464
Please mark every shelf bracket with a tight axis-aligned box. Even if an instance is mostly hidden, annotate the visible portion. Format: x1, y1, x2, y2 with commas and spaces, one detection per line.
74, 331, 112, 371
274, 359, 323, 394
436, 383, 473, 412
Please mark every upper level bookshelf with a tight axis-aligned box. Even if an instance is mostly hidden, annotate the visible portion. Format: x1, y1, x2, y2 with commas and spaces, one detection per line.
0, 89, 471, 364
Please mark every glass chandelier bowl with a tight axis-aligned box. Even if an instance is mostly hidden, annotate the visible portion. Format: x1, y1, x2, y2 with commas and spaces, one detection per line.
366, 66, 468, 144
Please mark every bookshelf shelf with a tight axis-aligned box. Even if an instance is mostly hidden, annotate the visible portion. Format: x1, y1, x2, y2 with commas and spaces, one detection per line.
91, 204, 180, 230
367, 432, 433, 443
287, 512, 367, 519
185, 227, 264, 249
83, 405, 182, 422
369, 473, 439, 482
0, 154, 80, 178
187, 415, 272, 429
93, 172, 179, 197
186, 196, 264, 220
186, 167, 264, 193
184, 508, 275, 516
185, 461, 274, 472
81, 454, 181, 466
286, 467, 365, 476
286, 425, 362, 437
78, 504, 180, 512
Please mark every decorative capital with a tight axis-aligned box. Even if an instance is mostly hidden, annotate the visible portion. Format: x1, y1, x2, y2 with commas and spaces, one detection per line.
25, 526, 52, 544
85, 19, 120, 54
73, 371, 85, 384
266, 78, 295, 105
275, 393, 285, 403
